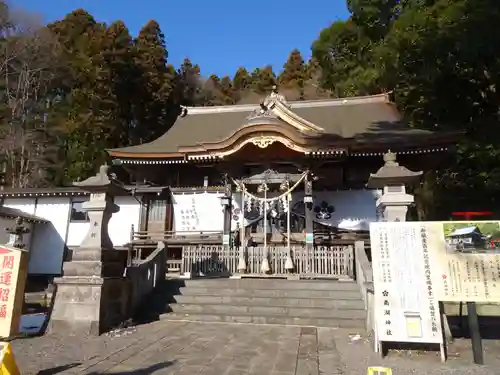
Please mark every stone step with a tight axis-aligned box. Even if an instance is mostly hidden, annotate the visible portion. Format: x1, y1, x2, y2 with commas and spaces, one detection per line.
173, 294, 366, 310
181, 278, 360, 291
161, 312, 366, 329
176, 287, 362, 300
168, 303, 367, 320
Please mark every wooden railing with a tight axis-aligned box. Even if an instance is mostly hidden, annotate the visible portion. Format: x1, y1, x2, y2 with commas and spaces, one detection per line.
181, 245, 354, 279
132, 229, 223, 243
126, 226, 366, 276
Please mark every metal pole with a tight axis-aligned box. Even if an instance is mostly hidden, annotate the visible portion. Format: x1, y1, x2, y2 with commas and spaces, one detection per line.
240, 189, 245, 247
237, 187, 247, 273
260, 183, 271, 273
263, 187, 267, 250
287, 195, 291, 249
467, 302, 484, 364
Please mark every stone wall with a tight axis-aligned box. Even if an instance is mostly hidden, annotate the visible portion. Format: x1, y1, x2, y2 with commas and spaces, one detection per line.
354, 241, 374, 333
126, 242, 167, 315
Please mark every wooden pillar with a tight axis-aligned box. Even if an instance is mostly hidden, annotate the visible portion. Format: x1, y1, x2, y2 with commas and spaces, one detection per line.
304, 175, 314, 250
222, 183, 233, 250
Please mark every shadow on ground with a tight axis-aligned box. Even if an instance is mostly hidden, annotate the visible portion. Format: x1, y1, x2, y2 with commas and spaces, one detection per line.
448, 315, 500, 340
37, 363, 81, 375
37, 361, 175, 375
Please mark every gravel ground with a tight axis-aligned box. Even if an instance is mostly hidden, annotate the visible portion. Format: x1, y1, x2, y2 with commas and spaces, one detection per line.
331, 328, 500, 375
10, 320, 500, 375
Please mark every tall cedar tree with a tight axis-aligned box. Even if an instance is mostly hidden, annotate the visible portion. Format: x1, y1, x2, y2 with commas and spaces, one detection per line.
232, 67, 251, 91
279, 49, 307, 99
251, 65, 276, 94
134, 20, 177, 142
177, 57, 202, 106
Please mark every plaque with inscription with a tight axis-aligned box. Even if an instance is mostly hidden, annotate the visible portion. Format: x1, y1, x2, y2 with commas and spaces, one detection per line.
370, 222, 444, 345
429, 221, 500, 303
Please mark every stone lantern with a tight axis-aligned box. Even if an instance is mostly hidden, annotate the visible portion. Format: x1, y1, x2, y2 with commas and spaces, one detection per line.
6, 217, 30, 249
367, 151, 422, 222
49, 165, 130, 336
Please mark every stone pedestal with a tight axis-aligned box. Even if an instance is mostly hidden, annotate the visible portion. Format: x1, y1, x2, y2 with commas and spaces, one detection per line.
48, 277, 129, 336
376, 186, 415, 222
48, 165, 130, 336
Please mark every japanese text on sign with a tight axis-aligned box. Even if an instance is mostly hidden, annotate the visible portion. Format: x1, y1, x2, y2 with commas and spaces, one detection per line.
370, 222, 444, 345
0, 255, 14, 320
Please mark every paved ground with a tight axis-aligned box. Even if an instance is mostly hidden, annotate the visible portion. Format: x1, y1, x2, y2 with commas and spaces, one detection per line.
11, 320, 500, 375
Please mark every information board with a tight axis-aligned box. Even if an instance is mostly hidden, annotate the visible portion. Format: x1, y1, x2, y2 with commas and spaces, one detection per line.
425, 220, 500, 303
370, 222, 444, 345
372, 220, 500, 313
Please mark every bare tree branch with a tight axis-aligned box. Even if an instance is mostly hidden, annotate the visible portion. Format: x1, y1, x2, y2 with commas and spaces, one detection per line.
0, 5, 63, 188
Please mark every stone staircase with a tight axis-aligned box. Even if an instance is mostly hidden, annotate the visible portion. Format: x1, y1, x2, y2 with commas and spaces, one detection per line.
154, 278, 367, 329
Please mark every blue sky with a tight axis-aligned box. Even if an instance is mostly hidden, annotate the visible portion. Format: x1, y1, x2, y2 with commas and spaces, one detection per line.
12, 0, 349, 77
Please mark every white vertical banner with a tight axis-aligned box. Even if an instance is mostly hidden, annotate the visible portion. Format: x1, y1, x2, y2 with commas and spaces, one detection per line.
370, 222, 443, 345
172, 192, 224, 233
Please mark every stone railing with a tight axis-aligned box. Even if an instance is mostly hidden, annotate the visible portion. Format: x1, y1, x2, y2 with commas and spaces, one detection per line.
181, 244, 354, 279
125, 241, 167, 314
354, 240, 375, 333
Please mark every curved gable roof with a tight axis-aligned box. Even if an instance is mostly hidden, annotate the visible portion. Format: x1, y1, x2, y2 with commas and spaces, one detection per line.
108, 93, 437, 157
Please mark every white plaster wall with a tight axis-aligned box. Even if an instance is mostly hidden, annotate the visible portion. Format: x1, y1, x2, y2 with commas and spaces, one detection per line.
67, 196, 141, 247
108, 196, 141, 246
3, 198, 36, 215
66, 222, 88, 247
30, 197, 71, 275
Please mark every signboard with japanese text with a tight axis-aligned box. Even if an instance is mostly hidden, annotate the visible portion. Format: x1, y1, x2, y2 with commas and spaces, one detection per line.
370, 222, 444, 345
426, 220, 500, 303
0, 246, 28, 338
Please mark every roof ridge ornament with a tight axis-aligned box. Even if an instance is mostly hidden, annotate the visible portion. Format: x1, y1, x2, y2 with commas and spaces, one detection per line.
246, 85, 290, 120
246, 102, 276, 120
268, 85, 288, 106
383, 149, 398, 166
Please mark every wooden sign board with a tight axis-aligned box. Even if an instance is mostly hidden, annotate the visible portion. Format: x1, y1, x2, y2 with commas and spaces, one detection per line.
0, 246, 28, 338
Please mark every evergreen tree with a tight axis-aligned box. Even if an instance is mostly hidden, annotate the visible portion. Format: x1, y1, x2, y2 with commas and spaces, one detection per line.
251, 65, 276, 94
133, 20, 177, 141
233, 67, 251, 91
279, 49, 306, 86
219, 76, 236, 104
177, 57, 202, 106
279, 49, 307, 99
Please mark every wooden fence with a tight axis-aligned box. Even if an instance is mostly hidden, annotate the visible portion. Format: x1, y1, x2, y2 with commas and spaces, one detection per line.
181, 245, 354, 279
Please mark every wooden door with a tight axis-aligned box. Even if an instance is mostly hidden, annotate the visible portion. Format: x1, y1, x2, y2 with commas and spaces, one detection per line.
147, 199, 170, 240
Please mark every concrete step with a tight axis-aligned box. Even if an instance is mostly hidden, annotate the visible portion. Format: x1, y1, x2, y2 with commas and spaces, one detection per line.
168, 303, 367, 320
176, 287, 363, 300
161, 312, 366, 329
155, 278, 367, 329
182, 278, 359, 291
173, 294, 366, 310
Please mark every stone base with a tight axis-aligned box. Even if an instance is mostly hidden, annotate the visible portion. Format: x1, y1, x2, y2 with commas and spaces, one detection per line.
48, 276, 131, 336
64, 248, 126, 277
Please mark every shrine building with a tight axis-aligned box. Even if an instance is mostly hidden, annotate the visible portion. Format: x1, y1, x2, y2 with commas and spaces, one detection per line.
107, 87, 459, 278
